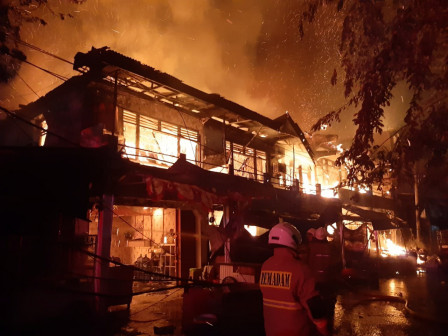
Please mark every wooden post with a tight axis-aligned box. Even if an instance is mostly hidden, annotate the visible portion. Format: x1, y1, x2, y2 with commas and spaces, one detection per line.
316, 183, 322, 196
339, 220, 346, 269
292, 145, 295, 182
94, 194, 114, 314
223, 204, 231, 263
194, 209, 202, 269
176, 208, 181, 285
230, 142, 234, 175
375, 231, 380, 257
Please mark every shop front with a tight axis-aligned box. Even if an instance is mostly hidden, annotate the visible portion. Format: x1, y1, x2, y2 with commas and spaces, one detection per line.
89, 206, 178, 278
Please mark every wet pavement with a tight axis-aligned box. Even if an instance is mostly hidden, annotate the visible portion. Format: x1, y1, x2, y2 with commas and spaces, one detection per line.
122, 285, 184, 336
113, 270, 448, 336
333, 273, 448, 336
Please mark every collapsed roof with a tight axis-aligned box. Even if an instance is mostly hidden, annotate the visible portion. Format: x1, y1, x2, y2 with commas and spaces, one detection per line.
73, 47, 314, 159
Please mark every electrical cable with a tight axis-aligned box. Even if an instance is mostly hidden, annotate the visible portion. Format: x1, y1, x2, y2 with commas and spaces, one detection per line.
73, 242, 220, 287
21, 58, 69, 81
8, 35, 74, 66
16, 72, 40, 99
174, 104, 197, 163
102, 203, 163, 249
35, 242, 222, 298
35, 276, 184, 299
3, 106, 37, 143
4, 49, 69, 81
0, 105, 79, 146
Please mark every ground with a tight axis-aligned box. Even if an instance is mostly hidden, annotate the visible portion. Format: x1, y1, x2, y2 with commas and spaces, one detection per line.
110, 269, 448, 336
4, 268, 447, 335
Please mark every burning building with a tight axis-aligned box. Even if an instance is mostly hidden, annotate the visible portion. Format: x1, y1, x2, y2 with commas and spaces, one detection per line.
1, 47, 342, 328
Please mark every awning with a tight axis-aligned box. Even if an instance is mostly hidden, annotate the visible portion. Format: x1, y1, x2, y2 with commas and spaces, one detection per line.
116, 156, 342, 222
116, 155, 276, 208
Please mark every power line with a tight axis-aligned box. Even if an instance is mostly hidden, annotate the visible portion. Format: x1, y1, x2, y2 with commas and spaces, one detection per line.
16, 73, 40, 99
7, 111, 37, 143
5, 49, 69, 81
6, 34, 74, 66
0, 105, 79, 146
76, 243, 224, 287
174, 104, 197, 163
22, 58, 69, 81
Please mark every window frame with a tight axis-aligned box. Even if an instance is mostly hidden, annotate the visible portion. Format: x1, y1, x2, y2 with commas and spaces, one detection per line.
122, 109, 199, 168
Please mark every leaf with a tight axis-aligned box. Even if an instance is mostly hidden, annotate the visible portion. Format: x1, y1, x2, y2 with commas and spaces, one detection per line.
11, 48, 26, 61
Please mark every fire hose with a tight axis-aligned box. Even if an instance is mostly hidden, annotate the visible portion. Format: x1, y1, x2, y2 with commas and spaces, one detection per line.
341, 278, 448, 325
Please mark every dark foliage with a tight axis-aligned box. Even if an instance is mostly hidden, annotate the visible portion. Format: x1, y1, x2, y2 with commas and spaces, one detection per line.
0, 0, 81, 82
303, 0, 448, 189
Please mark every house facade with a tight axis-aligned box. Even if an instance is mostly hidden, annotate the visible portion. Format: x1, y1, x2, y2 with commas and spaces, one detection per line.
2, 47, 342, 324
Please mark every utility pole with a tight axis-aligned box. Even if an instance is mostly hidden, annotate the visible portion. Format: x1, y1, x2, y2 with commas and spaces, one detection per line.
413, 162, 422, 246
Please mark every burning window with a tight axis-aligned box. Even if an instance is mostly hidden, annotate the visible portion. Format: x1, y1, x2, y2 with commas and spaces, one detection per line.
226, 141, 266, 181
271, 144, 316, 193
376, 229, 407, 257
122, 110, 198, 168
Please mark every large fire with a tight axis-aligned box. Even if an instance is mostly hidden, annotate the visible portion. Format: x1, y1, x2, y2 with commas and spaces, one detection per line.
380, 238, 406, 257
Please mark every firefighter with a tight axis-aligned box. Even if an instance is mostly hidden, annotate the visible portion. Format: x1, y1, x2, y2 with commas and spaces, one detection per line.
259, 222, 330, 336
307, 227, 341, 332
308, 227, 333, 284
306, 228, 316, 243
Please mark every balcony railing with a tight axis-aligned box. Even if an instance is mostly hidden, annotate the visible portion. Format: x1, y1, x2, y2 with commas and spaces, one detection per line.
119, 142, 326, 195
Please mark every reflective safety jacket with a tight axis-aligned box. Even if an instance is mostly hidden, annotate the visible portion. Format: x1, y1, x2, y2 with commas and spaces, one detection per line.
260, 247, 319, 336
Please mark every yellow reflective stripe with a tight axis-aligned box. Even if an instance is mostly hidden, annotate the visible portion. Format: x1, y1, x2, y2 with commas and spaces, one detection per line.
263, 302, 301, 311
263, 298, 299, 306
263, 298, 302, 310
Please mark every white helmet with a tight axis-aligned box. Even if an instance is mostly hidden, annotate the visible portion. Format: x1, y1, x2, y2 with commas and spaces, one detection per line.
269, 222, 302, 250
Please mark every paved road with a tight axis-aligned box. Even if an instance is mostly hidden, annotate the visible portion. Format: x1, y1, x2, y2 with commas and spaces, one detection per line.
111, 271, 448, 336
333, 271, 448, 336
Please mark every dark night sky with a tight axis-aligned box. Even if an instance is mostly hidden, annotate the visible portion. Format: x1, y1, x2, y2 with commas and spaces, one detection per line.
0, 0, 408, 144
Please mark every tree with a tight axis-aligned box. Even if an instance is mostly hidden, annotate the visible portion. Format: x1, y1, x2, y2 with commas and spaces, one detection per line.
0, 0, 83, 82
303, 0, 448, 191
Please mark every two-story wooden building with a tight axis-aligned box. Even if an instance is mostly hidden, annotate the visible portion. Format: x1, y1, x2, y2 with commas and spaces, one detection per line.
1, 47, 341, 325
